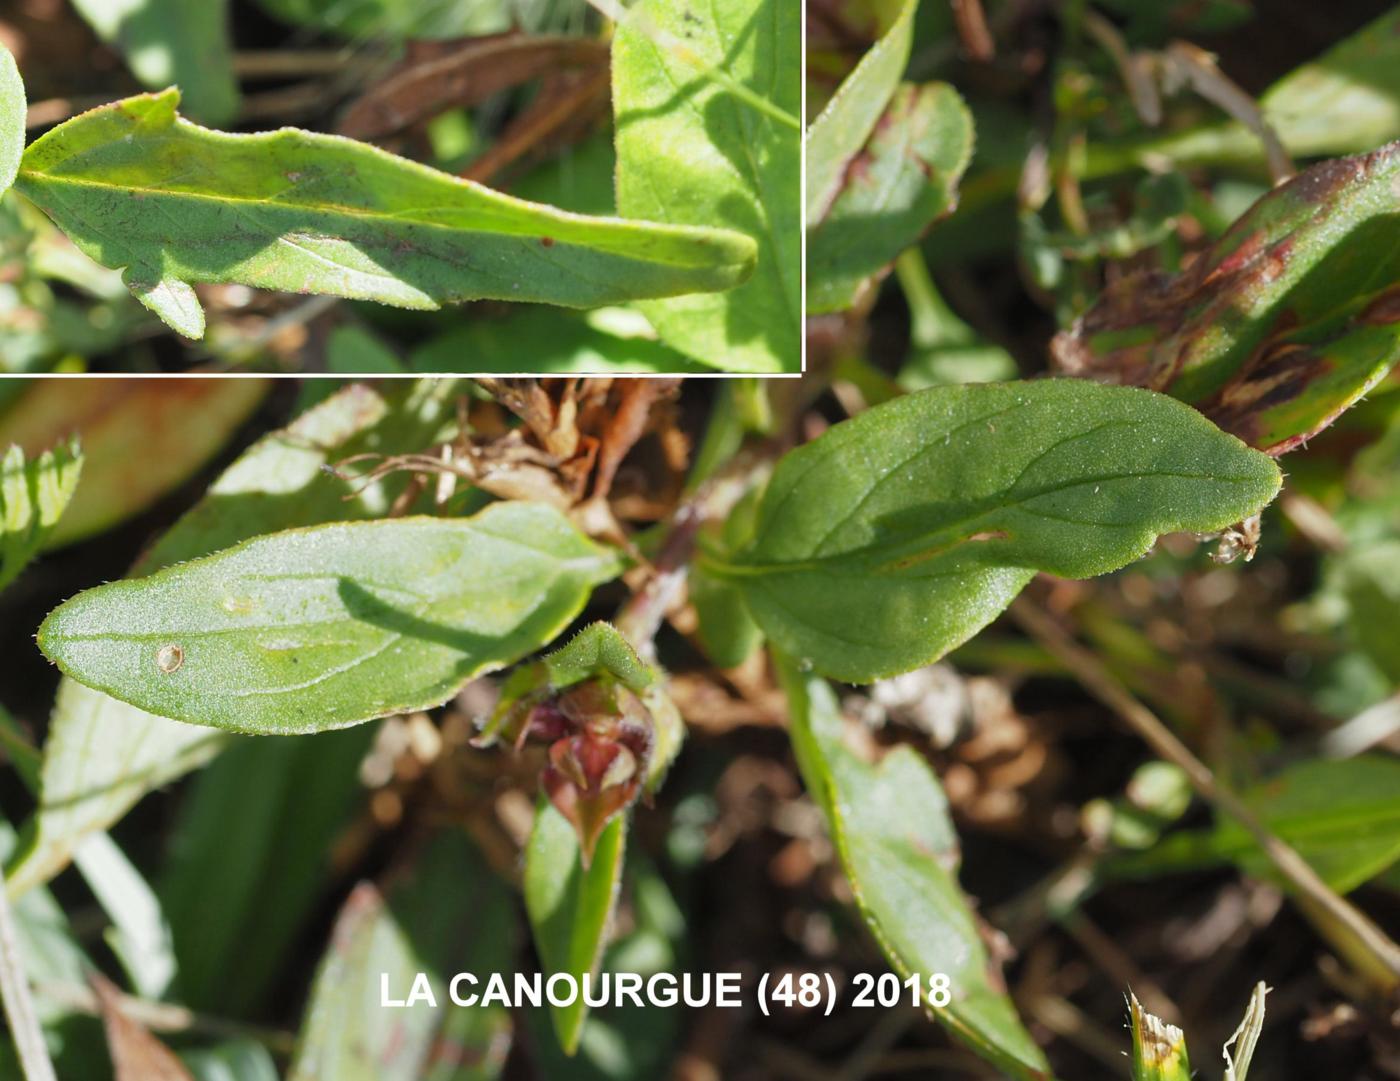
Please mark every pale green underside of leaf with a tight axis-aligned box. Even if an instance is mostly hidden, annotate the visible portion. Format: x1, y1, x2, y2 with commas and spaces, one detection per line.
7, 384, 463, 896
14, 88, 757, 339
38, 503, 620, 735
804, 0, 918, 223
5, 678, 226, 898
0, 40, 23, 197
69, 0, 240, 125
614, 0, 801, 373
525, 800, 626, 1055
726, 381, 1281, 683
807, 82, 972, 314
780, 661, 1051, 1079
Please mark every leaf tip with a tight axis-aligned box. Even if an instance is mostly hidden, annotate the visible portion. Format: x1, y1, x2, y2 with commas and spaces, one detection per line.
124, 272, 206, 339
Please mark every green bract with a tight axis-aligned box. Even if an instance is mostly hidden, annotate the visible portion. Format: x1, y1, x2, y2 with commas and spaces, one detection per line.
714, 380, 1282, 683
37, 503, 621, 735
781, 660, 1051, 1080
613, 0, 801, 373
13, 89, 757, 339
525, 802, 626, 1056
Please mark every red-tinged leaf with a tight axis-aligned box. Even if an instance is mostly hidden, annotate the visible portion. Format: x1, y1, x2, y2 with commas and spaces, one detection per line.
807, 81, 973, 314
1053, 143, 1400, 454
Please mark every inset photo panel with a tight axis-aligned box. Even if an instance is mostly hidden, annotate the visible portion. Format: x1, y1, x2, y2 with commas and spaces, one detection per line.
0, 0, 799, 375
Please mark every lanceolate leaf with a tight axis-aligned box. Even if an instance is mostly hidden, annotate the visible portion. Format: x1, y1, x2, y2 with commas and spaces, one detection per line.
713, 381, 1281, 683
38, 504, 621, 735
807, 81, 972, 313
805, 0, 919, 224
8, 383, 463, 896
0, 41, 23, 197
1054, 144, 1400, 454
14, 88, 757, 339
158, 725, 377, 1013
779, 660, 1051, 1080
614, 0, 801, 373
525, 801, 626, 1056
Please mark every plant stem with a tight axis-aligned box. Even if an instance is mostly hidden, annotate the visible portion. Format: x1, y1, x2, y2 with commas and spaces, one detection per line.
1010, 596, 1400, 991
0, 876, 58, 1081
31, 981, 297, 1056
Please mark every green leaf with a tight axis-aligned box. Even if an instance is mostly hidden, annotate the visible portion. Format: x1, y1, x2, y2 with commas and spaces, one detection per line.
69, 0, 239, 125
71, 832, 176, 999
14, 88, 757, 339
1129, 993, 1191, 1081
807, 82, 972, 314
779, 659, 1051, 1080
805, 0, 918, 225
895, 250, 1017, 390
325, 325, 404, 374
0, 39, 23, 197
255, 0, 517, 41
525, 801, 626, 1055
1333, 540, 1400, 682
7, 382, 463, 895
181, 1040, 279, 1081
526, 853, 688, 1081
158, 726, 377, 1013
409, 307, 706, 375
288, 831, 514, 1081
1261, 5, 1400, 158
38, 503, 621, 735
613, 0, 801, 373
1054, 145, 1400, 454
715, 381, 1281, 683
1109, 756, 1400, 894
0, 705, 177, 1001
0, 439, 82, 593
0, 821, 93, 1031
0, 381, 262, 548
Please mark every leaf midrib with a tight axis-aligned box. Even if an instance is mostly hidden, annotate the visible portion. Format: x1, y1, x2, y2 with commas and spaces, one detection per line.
733, 466, 1266, 577
17, 171, 735, 272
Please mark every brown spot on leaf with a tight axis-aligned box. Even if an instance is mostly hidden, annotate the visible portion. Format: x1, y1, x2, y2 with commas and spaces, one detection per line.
156, 644, 184, 674
1360, 284, 1400, 325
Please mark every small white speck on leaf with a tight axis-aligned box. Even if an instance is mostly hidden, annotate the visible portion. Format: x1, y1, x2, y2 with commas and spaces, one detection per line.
156, 644, 184, 674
